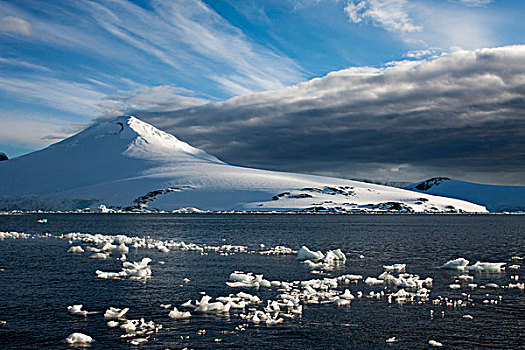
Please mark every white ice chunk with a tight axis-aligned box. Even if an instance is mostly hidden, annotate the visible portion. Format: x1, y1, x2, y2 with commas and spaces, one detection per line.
365, 277, 384, 285
104, 307, 129, 319
441, 258, 469, 270
429, 340, 443, 347
89, 252, 108, 260
297, 246, 324, 261
66, 333, 93, 344
340, 289, 355, 300
67, 304, 88, 316
466, 262, 506, 271
67, 246, 84, 254
168, 307, 191, 319
383, 263, 406, 272
229, 272, 255, 283
112, 243, 129, 254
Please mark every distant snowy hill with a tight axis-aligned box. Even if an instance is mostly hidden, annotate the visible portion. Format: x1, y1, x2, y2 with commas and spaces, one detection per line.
406, 177, 524, 212
0, 116, 487, 213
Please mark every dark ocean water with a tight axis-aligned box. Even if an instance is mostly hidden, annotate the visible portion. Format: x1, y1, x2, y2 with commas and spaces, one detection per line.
0, 214, 523, 349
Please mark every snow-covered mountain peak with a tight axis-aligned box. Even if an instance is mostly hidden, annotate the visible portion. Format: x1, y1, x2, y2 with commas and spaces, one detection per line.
52, 115, 223, 164
410, 177, 451, 191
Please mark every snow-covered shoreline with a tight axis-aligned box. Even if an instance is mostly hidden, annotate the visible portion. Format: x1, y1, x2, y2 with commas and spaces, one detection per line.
0, 116, 488, 213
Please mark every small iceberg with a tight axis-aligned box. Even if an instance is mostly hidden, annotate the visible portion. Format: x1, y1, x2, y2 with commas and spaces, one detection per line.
89, 252, 108, 260
67, 304, 91, 317
112, 243, 129, 254
383, 264, 406, 272
441, 258, 505, 271
229, 272, 255, 284
429, 340, 443, 347
104, 307, 129, 319
323, 249, 347, 263
168, 307, 191, 319
193, 295, 231, 314
466, 262, 506, 271
441, 258, 469, 270
365, 277, 384, 285
67, 246, 84, 254
297, 246, 324, 261
66, 333, 93, 345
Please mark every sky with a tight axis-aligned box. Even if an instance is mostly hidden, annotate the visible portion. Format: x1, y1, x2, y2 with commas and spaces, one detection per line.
0, 0, 524, 185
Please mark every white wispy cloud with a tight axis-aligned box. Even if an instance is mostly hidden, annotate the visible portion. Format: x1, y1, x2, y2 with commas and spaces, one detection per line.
99, 85, 209, 116
452, 0, 493, 6
344, 0, 422, 33
0, 16, 32, 36
0, 75, 106, 116
0, 0, 304, 97
342, 0, 499, 51
404, 48, 443, 59
0, 57, 50, 71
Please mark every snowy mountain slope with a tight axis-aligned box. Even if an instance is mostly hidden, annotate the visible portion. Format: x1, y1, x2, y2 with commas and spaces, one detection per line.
0, 116, 487, 212
405, 178, 524, 212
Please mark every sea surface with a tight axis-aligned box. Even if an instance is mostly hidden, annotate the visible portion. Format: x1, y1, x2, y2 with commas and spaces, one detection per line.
0, 214, 523, 349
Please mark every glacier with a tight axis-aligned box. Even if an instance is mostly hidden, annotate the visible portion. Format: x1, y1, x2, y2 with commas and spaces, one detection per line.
406, 177, 524, 212
0, 116, 487, 213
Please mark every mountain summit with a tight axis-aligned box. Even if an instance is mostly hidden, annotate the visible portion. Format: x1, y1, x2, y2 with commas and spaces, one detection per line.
0, 116, 487, 212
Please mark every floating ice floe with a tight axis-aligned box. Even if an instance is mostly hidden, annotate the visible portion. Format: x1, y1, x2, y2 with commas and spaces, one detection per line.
130, 338, 149, 346
457, 274, 474, 281
96, 257, 152, 281
297, 246, 324, 261
227, 271, 272, 288
66, 333, 92, 345
365, 277, 384, 285
259, 245, 295, 255
297, 246, 347, 271
107, 321, 119, 328
67, 304, 94, 317
467, 262, 506, 271
0, 231, 33, 239
67, 246, 84, 254
89, 252, 108, 260
428, 340, 443, 347
157, 245, 170, 253
383, 264, 406, 272
117, 317, 162, 338
193, 295, 231, 314
441, 258, 469, 270
168, 307, 191, 319
104, 307, 129, 319
441, 258, 505, 271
